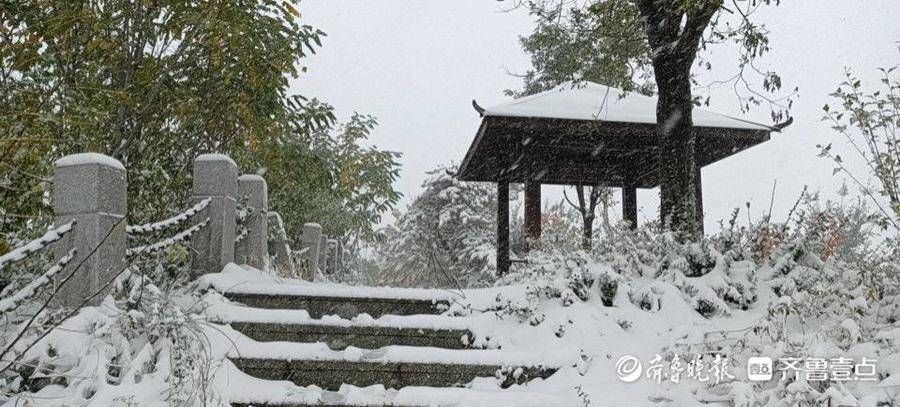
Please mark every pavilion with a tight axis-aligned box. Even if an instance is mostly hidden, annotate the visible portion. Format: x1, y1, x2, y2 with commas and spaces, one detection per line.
457, 81, 785, 274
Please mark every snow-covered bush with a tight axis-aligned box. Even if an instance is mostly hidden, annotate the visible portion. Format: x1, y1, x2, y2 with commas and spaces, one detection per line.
591, 222, 760, 317
535, 201, 584, 252
480, 193, 899, 406
0, 241, 216, 406
373, 166, 508, 288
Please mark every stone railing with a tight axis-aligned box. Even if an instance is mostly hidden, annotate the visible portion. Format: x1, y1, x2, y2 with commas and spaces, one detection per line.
2, 152, 347, 308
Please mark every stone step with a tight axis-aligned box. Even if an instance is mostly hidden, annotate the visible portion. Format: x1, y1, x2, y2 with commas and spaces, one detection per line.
231, 321, 472, 350
231, 357, 556, 391
233, 404, 422, 407
224, 292, 449, 319
232, 404, 422, 407
229, 386, 566, 407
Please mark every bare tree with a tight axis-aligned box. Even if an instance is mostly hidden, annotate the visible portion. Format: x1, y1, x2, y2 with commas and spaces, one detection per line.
563, 185, 612, 249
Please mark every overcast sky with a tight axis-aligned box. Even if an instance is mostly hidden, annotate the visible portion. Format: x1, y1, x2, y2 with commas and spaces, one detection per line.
291, 1, 900, 232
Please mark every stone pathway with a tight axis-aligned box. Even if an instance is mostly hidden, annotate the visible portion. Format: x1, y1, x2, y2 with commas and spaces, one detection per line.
221, 289, 560, 406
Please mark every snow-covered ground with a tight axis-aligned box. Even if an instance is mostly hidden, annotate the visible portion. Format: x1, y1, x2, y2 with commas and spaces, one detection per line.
4, 222, 899, 406
206, 243, 900, 407
198, 263, 741, 406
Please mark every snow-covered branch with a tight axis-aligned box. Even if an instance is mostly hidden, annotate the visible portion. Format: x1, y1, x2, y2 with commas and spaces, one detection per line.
126, 198, 211, 235
0, 249, 76, 314
126, 218, 209, 257
0, 221, 75, 270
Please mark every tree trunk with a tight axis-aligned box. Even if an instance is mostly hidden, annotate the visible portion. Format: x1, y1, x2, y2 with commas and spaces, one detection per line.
581, 213, 594, 250
634, 0, 717, 241
570, 185, 599, 250
654, 58, 701, 240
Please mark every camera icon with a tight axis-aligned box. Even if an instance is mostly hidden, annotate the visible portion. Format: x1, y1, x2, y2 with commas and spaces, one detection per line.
747, 357, 773, 381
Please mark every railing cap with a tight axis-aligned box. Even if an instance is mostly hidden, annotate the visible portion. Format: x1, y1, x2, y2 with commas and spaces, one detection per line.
195, 153, 237, 167
55, 153, 124, 171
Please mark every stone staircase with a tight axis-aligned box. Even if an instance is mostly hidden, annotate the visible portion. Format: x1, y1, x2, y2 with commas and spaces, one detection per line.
219, 290, 560, 406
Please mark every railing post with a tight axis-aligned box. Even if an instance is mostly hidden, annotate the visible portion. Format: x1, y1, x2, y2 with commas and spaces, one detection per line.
336, 240, 344, 274
300, 223, 322, 280
267, 211, 293, 271
236, 175, 268, 270
326, 239, 338, 274
319, 235, 329, 278
52, 153, 127, 307
191, 154, 238, 277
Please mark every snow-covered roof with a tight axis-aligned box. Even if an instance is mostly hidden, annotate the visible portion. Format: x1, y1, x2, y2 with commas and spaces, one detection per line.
483, 82, 776, 132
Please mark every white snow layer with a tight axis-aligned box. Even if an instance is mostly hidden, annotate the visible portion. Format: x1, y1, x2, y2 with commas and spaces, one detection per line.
192, 264, 731, 406
198, 263, 463, 301
484, 81, 777, 131
54, 152, 125, 170
195, 153, 237, 166
8, 257, 895, 406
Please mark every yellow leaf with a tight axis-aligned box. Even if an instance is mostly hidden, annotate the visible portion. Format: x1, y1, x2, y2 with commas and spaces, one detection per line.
282, 1, 300, 17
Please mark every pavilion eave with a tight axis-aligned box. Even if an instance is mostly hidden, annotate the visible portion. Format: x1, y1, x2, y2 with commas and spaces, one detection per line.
457, 115, 771, 188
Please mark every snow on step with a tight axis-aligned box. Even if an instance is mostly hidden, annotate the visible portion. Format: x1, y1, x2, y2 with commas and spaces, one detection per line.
232, 322, 472, 350
214, 323, 560, 391
225, 334, 564, 367
205, 297, 475, 350
222, 291, 448, 318
199, 264, 456, 301
220, 360, 564, 407
229, 385, 565, 407
231, 357, 555, 390
205, 297, 470, 330
199, 264, 456, 318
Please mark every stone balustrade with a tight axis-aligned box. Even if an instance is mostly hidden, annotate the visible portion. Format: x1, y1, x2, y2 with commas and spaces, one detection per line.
47, 152, 344, 307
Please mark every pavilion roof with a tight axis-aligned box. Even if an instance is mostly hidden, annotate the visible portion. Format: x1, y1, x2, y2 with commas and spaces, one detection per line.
458, 82, 780, 188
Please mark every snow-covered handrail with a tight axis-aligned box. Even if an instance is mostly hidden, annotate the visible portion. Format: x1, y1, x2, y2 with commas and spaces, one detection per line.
0, 221, 75, 270
0, 249, 76, 314
126, 198, 211, 235
126, 218, 209, 257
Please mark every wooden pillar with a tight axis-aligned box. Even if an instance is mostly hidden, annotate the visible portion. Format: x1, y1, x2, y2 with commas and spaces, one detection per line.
694, 165, 704, 235
622, 186, 637, 230
524, 181, 542, 242
497, 181, 510, 276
